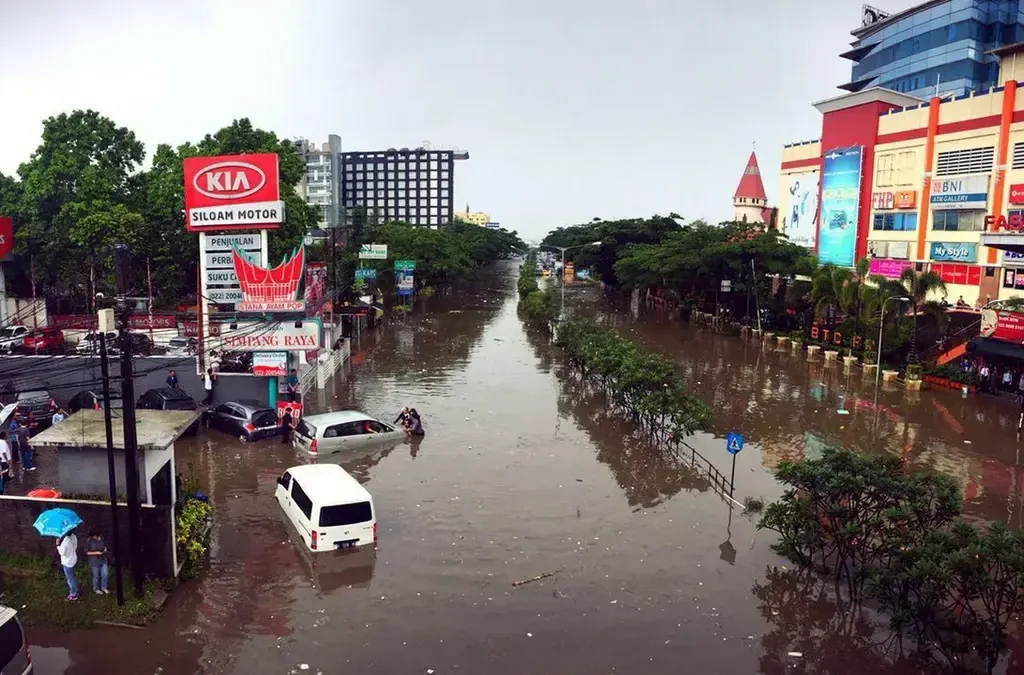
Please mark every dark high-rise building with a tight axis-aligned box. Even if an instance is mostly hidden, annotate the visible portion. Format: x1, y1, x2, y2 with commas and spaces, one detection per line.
340, 147, 469, 227
840, 1, 1024, 99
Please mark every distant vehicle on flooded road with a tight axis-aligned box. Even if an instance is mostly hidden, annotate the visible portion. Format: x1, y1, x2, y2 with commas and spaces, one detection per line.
292, 411, 404, 456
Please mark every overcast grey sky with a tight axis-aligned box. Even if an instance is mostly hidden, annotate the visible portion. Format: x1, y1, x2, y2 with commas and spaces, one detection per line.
0, 0, 919, 238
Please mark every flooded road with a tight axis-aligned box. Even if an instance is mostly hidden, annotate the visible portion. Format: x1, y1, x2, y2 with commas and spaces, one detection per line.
27, 262, 1024, 674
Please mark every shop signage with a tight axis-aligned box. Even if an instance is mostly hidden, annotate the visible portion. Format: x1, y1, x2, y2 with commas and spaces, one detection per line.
233, 245, 306, 312
984, 213, 1024, 231
930, 175, 989, 210
930, 242, 977, 263
1005, 250, 1024, 264
252, 352, 288, 377
183, 153, 283, 232
1010, 184, 1024, 204
207, 288, 243, 304
355, 268, 377, 280
888, 241, 910, 259
358, 243, 388, 260
0, 217, 12, 260
218, 319, 322, 352
868, 259, 912, 279
204, 269, 239, 285
981, 308, 1024, 344
50, 314, 179, 330
394, 260, 416, 271
1002, 269, 1024, 288
931, 263, 982, 285
206, 250, 262, 270
277, 400, 302, 425
871, 190, 916, 210
204, 233, 262, 252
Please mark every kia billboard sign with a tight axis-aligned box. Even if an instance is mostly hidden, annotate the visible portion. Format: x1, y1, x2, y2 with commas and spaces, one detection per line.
183, 153, 284, 232
981, 308, 1024, 344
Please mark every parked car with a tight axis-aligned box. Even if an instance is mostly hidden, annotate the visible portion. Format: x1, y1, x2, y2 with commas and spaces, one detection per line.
0, 326, 30, 354
75, 331, 117, 355
20, 327, 64, 354
136, 387, 200, 435
67, 388, 123, 413
109, 333, 154, 357
0, 604, 32, 674
0, 380, 53, 430
293, 411, 404, 456
275, 464, 377, 552
165, 336, 197, 358
203, 400, 279, 442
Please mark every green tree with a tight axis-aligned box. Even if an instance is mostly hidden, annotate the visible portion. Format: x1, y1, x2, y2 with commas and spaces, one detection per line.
14, 110, 145, 301
885, 268, 948, 364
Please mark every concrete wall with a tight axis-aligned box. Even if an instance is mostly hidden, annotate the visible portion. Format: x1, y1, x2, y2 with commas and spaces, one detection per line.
57, 447, 147, 503
0, 495, 175, 578
0, 356, 269, 408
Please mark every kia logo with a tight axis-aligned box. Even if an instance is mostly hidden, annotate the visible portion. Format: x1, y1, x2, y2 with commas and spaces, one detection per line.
193, 161, 267, 200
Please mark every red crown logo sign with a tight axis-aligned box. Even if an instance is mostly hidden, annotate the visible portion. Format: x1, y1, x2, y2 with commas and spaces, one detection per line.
232, 245, 306, 311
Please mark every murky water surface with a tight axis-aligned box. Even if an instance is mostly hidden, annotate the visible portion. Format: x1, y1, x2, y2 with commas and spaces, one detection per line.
27, 263, 1024, 674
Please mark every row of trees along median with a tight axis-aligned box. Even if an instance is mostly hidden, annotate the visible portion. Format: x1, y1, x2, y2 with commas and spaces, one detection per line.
759, 448, 1024, 673
541, 216, 955, 373
516, 257, 558, 327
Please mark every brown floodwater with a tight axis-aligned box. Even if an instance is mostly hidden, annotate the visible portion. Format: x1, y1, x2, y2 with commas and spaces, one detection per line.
26, 262, 1024, 674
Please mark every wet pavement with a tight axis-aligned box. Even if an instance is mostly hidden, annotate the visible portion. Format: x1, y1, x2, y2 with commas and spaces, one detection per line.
22, 262, 1024, 674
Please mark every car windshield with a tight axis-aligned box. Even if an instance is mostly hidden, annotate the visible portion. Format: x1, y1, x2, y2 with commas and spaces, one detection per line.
0, 328, 18, 339
103, 396, 124, 410
169, 338, 189, 347
252, 410, 277, 427
164, 399, 196, 411
0, 615, 25, 668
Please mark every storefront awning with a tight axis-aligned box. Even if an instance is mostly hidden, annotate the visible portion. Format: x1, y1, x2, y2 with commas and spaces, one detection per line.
966, 337, 1024, 362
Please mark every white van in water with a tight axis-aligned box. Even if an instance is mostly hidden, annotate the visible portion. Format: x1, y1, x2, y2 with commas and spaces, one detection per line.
275, 464, 377, 552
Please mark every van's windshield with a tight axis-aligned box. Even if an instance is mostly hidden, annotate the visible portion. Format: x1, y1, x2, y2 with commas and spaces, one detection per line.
0, 614, 25, 667
319, 501, 373, 527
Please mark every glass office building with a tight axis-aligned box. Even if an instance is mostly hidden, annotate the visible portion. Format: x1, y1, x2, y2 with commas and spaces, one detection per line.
841, 0, 1024, 99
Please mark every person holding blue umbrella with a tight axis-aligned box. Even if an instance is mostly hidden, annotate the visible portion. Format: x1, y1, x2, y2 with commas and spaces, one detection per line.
33, 508, 83, 601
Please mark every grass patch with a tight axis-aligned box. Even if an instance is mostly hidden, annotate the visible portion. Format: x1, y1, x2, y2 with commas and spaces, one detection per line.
0, 551, 164, 628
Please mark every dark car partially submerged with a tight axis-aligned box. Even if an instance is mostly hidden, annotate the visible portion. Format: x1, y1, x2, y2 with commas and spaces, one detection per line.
202, 400, 279, 442
136, 387, 200, 435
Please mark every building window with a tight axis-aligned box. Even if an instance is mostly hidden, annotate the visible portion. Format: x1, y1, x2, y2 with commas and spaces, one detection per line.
932, 210, 985, 231
935, 146, 995, 176
872, 212, 917, 231
356, 191, 364, 199
875, 154, 894, 187
1013, 143, 1024, 170
896, 151, 915, 185
441, 170, 449, 179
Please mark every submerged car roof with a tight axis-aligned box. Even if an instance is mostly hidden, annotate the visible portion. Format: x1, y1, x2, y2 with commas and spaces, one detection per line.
149, 387, 194, 400
300, 410, 380, 427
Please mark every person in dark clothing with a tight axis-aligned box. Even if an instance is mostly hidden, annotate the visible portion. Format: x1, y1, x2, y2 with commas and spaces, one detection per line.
405, 408, 424, 436
166, 369, 178, 389
280, 408, 294, 445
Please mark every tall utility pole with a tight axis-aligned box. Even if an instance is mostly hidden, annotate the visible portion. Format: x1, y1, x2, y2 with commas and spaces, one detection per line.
97, 308, 125, 606
114, 245, 144, 596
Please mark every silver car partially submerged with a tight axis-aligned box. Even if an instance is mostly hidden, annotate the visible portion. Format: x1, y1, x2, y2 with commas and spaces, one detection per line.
293, 411, 404, 456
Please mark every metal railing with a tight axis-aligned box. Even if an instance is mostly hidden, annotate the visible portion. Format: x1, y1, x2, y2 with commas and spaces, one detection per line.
919, 318, 981, 364
667, 438, 736, 503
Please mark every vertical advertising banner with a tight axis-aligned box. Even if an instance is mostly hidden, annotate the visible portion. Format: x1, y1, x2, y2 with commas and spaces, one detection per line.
783, 173, 819, 249
818, 147, 863, 267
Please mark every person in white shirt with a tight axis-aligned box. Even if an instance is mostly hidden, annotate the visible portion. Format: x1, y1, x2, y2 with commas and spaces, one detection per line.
57, 530, 79, 600
51, 408, 67, 426
0, 432, 10, 495
203, 368, 215, 405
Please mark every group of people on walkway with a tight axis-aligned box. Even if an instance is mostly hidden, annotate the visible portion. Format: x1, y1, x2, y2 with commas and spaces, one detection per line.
56, 529, 110, 602
0, 416, 37, 493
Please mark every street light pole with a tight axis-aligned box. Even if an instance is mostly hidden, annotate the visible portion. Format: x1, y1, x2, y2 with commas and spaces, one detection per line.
876, 296, 910, 389
560, 247, 566, 315
538, 241, 601, 316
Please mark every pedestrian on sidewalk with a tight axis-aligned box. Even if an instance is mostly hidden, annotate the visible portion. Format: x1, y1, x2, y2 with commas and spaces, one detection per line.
16, 419, 34, 472
285, 369, 300, 402
8, 415, 19, 469
0, 432, 10, 495
57, 530, 79, 601
203, 368, 215, 405
85, 530, 109, 595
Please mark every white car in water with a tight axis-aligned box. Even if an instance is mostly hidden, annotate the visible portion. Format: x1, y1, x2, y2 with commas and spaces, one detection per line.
292, 411, 405, 456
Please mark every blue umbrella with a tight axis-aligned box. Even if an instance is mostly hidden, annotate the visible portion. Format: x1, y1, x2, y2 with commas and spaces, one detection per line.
33, 508, 82, 538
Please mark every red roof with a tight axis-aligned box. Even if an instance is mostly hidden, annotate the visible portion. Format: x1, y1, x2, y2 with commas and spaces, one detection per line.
734, 151, 767, 201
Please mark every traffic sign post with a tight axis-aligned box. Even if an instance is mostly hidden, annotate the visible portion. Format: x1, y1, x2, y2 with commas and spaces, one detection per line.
726, 432, 744, 498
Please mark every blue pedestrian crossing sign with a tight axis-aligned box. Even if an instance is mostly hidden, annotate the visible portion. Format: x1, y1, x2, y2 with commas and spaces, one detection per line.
726, 432, 744, 455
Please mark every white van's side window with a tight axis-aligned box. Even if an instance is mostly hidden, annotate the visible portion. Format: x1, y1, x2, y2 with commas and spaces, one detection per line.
291, 480, 313, 519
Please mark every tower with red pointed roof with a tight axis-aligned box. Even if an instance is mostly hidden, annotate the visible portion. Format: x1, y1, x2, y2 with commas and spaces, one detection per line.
733, 151, 769, 224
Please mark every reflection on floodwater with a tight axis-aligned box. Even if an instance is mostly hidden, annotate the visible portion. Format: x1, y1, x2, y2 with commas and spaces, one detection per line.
25, 265, 1024, 674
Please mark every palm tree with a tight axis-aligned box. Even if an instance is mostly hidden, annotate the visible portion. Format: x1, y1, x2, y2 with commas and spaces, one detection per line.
811, 264, 853, 326
886, 268, 948, 365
